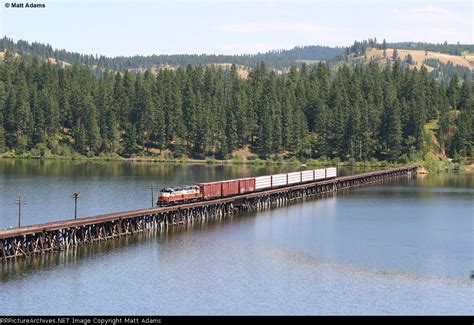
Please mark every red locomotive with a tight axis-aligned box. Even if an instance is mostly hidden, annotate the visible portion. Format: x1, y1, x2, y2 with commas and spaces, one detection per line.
156, 167, 336, 207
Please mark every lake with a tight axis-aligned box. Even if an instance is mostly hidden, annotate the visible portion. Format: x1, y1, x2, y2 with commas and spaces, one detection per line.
0, 159, 472, 315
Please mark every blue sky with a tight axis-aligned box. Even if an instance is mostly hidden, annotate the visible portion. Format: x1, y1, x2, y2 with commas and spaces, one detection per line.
0, 0, 472, 56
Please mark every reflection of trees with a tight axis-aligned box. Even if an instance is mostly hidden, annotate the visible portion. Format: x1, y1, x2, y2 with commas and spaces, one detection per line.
0, 159, 299, 180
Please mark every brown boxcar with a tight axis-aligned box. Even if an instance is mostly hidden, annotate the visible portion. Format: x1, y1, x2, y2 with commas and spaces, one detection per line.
239, 178, 256, 194
199, 182, 222, 199
221, 180, 239, 197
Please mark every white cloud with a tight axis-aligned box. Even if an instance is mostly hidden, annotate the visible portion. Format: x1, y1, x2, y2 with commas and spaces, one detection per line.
391, 5, 464, 23
217, 21, 331, 33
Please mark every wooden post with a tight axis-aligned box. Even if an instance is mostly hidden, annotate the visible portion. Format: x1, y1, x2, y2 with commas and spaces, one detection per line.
149, 185, 159, 207
14, 196, 27, 228
71, 192, 81, 219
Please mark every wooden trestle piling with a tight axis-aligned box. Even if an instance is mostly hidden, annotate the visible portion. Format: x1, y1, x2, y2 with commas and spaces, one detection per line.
0, 165, 418, 262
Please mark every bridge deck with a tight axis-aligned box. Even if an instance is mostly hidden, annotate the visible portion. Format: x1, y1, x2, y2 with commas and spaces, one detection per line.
0, 165, 417, 240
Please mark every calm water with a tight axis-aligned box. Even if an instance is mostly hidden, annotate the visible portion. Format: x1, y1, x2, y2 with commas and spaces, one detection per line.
0, 159, 473, 315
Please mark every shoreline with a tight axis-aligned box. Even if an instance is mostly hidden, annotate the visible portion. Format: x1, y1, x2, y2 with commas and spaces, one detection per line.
0, 154, 471, 173
0, 152, 404, 167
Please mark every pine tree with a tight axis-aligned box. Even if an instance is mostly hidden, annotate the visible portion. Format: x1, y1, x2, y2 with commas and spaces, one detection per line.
0, 124, 5, 153
58, 69, 72, 128
15, 80, 34, 151
459, 75, 471, 110
225, 65, 240, 152
272, 101, 283, 154
138, 80, 156, 154
122, 122, 138, 157
182, 76, 198, 153
97, 73, 119, 152
438, 94, 450, 151
281, 96, 294, 151
447, 74, 460, 109
44, 89, 60, 138
449, 109, 472, 157
73, 121, 87, 154
383, 85, 402, 161
0, 81, 5, 152
256, 99, 273, 158
33, 88, 46, 144
83, 94, 100, 153
154, 93, 165, 152
392, 48, 398, 61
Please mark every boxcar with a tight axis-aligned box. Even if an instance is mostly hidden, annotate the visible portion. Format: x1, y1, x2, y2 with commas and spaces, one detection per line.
199, 182, 222, 199
301, 170, 314, 182
238, 178, 256, 194
314, 169, 326, 180
325, 167, 337, 178
221, 180, 239, 197
271, 174, 287, 187
287, 172, 301, 185
255, 175, 272, 190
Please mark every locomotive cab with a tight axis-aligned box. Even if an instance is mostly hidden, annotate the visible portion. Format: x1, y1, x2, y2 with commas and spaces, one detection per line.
157, 185, 201, 206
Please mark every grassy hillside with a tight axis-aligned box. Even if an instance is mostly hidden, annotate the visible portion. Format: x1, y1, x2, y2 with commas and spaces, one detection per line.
340, 47, 473, 82
365, 48, 473, 71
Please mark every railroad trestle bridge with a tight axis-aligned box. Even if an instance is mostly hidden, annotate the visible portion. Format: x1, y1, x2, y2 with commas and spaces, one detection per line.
0, 165, 418, 262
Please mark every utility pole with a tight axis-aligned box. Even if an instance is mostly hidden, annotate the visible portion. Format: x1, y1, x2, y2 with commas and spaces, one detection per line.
14, 196, 27, 228
71, 192, 81, 219
149, 184, 159, 207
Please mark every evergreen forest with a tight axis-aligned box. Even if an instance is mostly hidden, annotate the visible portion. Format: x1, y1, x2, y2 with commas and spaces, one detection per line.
0, 50, 472, 163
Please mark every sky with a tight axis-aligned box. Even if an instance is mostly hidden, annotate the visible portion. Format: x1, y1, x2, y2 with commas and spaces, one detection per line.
0, 0, 472, 57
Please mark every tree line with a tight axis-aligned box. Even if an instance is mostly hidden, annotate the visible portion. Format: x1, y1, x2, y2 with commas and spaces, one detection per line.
0, 51, 472, 161
425, 59, 472, 83
0, 37, 344, 70
387, 41, 474, 56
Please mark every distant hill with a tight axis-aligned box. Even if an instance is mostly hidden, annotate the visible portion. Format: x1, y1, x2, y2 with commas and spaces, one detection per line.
342, 47, 473, 82
0, 36, 345, 70
386, 41, 474, 56
372, 48, 474, 82
343, 39, 474, 81
1, 36, 472, 82
346, 39, 474, 57
366, 48, 473, 70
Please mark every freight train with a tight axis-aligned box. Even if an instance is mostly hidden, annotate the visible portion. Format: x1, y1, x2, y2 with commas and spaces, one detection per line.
156, 167, 337, 206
